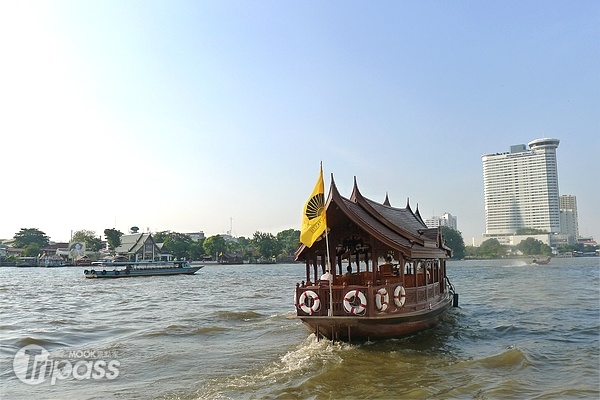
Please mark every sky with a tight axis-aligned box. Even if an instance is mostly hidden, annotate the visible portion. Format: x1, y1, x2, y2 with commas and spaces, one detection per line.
1, 1, 598, 244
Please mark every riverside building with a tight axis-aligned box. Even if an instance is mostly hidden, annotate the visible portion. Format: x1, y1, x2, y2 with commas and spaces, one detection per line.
559, 195, 579, 238
425, 212, 458, 231
481, 138, 561, 243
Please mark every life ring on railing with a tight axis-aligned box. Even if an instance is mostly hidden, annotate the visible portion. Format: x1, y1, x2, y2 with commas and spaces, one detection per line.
298, 290, 321, 314
90, 269, 96, 274
115, 270, 120, 276
125, 269, 130, 275
375, 288, 389, 312
102, 270, 107, 275
343, 290, 367, 315
84, 270, 89, 274
393, 285, 406, 307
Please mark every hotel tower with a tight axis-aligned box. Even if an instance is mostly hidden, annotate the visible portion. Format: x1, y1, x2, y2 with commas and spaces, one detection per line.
482, 138, 561, 237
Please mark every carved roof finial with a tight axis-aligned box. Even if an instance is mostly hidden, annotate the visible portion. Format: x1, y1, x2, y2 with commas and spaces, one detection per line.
383, 192, 391, 206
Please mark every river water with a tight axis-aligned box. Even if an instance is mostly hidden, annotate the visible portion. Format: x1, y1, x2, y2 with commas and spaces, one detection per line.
1, 258, 598, 399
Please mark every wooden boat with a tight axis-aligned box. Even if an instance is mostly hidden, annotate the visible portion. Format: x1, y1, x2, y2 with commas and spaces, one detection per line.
532, 257, 551, 265
83, 260, 202, 278
294, 176, 457, 342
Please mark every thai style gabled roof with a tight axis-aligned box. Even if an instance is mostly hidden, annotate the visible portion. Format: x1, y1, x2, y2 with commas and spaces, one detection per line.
297, 175, 449, 259
115, 233, 158, 255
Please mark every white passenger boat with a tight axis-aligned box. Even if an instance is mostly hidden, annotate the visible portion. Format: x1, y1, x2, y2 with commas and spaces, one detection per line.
83, 260, 202, 278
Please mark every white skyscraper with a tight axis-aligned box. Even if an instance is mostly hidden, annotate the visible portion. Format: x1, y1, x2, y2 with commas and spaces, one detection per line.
425, 212, 458, 231
482, 138, 561, 237
560, 195, 579, 238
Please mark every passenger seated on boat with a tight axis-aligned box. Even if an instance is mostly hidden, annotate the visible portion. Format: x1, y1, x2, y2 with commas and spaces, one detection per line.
320, 271, 333, 283
345, 265, 353, 276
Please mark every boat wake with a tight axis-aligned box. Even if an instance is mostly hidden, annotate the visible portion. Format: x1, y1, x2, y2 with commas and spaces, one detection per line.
212, 310, 263, 321
193, 335, 353, 399
473, 346, 533, 370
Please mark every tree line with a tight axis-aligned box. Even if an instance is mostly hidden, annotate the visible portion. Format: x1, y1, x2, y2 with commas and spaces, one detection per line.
3, 227, 302, 262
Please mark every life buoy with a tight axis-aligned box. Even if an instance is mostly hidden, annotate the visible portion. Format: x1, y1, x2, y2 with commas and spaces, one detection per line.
393, 285, 406, 307
343, 290, 367, 315
115, 270, 120, 276
84, 270, 89, 274
375, 288, 389, 312
298, 290, 320, 314
102, 270, 107, 275
90, 269, 95, 274
125, 270, 130, 275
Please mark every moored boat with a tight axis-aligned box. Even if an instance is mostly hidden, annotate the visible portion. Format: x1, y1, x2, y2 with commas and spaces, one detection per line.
83, 260, 202, 278
294, 171, 457, 342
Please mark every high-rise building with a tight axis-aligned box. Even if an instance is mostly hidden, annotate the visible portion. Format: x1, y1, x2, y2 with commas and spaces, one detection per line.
425, 212, 457, 231
482, 138, 561, 237
560, 195, 579, 238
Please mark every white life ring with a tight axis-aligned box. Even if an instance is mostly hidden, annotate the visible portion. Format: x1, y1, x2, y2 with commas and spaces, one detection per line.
343, 290, 367, 315
393, 285, 406, 307
375, 288, 389, 312
298, 290, 321, 314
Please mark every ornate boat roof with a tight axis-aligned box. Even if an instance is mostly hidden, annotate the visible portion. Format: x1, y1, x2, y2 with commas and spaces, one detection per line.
296, 175, 450, 260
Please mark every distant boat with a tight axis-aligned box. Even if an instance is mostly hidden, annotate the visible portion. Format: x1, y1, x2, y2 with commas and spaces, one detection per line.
83, 260, 202, 278
294, 175, 457, 342
41, 256, 66, 267
16, 257, 39, 267
532, 257, 551, 265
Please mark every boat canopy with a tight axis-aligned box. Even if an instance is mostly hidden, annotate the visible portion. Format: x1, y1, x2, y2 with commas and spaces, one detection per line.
295, 175, 451, 279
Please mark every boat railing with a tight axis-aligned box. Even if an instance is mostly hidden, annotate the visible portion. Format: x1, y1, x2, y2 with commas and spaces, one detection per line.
296, 281, 444, 318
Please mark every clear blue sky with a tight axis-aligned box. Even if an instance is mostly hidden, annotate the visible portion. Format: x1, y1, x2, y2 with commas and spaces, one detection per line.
1, 1, 598, 244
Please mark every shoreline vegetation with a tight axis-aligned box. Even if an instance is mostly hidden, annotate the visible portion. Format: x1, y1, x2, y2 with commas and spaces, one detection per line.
1, 227, 597, 267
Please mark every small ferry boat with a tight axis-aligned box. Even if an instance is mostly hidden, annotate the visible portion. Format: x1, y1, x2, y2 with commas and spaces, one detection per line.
83, 260, 202, 278
294, 173, 457, 342
532, 257, 551, 265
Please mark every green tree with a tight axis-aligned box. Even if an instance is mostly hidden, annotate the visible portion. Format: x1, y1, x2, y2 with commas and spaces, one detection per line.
252, 231, 280, 260
540, 243, 552, 256
13, 228, 49, 249
230, 236, 253, 261
276, 229, 301, 257
71, 230, 103, 252
23, 243, 41, 257
517, 237, 543, 255
479, 238, 505, 259
464, 245, 479, 259
203, 235, 227, 259
189, 239, 206, 260
440, 226, 465, 260
152, 231, 170, 243
104, 228, 123, 252
162, 232, 193, 260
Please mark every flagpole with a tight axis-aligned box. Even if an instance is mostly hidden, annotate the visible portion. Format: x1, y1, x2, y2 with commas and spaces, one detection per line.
325, 227, 333, 317
322, 163, 333, 317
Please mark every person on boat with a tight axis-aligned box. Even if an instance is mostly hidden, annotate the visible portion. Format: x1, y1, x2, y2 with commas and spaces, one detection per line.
380, 255, 393, 266
345, 265, 353, 276
320, 270, 333, 282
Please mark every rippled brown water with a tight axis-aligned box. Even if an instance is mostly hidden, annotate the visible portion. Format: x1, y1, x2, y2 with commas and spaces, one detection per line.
1, 258, 598, 399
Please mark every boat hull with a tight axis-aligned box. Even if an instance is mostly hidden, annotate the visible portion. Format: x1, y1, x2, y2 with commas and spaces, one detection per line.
297, 296, 453, 341
84, 266, 202, 278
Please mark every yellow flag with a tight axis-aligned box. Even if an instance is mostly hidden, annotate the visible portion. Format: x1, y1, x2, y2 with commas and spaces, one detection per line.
300, 166, 327, 247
